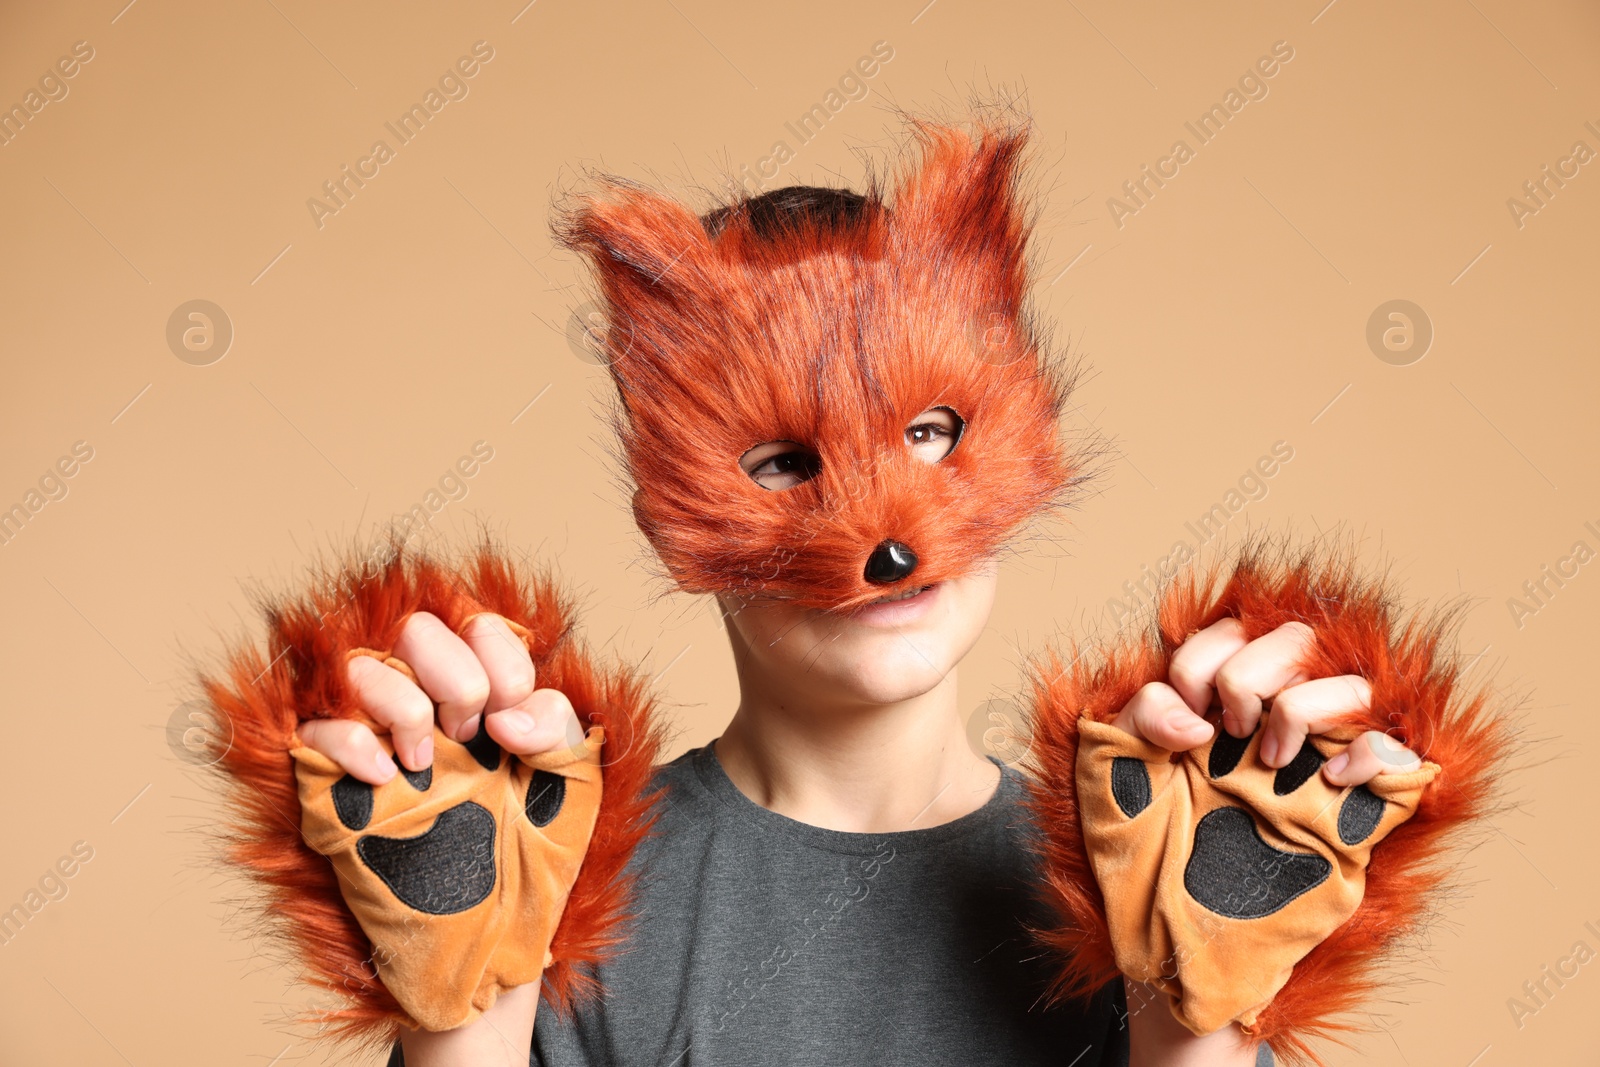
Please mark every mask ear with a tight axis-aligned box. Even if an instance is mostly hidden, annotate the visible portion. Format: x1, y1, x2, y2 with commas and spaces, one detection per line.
888, 120, 1033, 320
551, 177, 719, 391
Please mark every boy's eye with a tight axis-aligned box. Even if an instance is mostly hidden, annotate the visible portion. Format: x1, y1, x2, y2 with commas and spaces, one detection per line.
905, 406, 966, 464
739, 441, 821, 491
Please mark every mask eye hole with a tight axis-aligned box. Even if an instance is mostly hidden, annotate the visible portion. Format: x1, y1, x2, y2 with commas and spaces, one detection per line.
905, 406, 965, 464
739, 440, 822, 491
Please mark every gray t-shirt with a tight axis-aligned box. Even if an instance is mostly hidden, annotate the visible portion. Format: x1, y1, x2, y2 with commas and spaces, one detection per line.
391, 743, 1131, 1066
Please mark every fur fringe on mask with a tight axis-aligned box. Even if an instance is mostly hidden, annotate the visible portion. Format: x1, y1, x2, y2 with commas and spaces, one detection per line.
549, 106, 1090, 612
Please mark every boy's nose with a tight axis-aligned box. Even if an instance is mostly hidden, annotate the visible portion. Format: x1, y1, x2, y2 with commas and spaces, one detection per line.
864, 540, 918, 584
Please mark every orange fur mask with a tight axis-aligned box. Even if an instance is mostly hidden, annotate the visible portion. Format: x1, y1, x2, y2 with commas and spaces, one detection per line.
554, 118, 1080, 612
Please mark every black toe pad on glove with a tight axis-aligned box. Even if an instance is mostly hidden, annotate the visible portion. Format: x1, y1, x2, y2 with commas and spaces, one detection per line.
1337, 785, 1385, 845
356, 802, 499, 915
1273, 744, 1324, 795
1111, 757, 1152, 818
333, 774, 374, 830
525, 770, 566, 827
465, 728, 503, 771
1208, 729, 1252, 778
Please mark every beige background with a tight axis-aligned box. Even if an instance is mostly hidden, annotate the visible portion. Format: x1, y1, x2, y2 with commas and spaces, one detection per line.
1, 0, 1596, 1063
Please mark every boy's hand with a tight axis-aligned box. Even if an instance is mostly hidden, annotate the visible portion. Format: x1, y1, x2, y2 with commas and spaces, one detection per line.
1111, 618, 1422, 785
298, 611, 586, 783
1084, 614, 1439, 1037
287, 605, 605, 1033
1029, 545, 1507, 1057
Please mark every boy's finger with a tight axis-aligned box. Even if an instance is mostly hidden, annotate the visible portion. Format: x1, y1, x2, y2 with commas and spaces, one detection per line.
1214, 621, 1315, 739
1112, 681, 1215, 752
298, 717, 397, 785
393, 611, 491, 744
1167, 617, 1248, 715
484, 688, 586, 759
347, 654, 435, 772
459, 614, 538, 729
1259, 674, 1371, 768
1323, 730, 1422, 786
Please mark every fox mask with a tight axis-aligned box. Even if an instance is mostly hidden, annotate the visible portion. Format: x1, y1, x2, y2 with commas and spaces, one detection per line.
554, 119, 1080, 612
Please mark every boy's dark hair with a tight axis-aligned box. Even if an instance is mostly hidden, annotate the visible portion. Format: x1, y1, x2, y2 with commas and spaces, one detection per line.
700, 186, 877, 242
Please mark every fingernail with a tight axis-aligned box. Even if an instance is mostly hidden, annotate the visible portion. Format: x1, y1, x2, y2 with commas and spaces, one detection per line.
499, 710, 534, 734
373, 751, 397, 781
455, 715, 481, 743
414, 735, 433, 768
1325, 752, 1350, 778
1259, 735, 1279, 766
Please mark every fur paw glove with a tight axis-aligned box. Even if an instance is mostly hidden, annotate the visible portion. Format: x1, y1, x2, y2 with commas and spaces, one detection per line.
289, 639, 606, 1032
194, 544, 663, 1052
1024, 540, 1511, 1067
1075, 715, 1437, 1035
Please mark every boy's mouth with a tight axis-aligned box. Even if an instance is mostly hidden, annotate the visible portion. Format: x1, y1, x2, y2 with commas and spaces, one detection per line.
868, 583, 931, 605
844, 581, 943, 625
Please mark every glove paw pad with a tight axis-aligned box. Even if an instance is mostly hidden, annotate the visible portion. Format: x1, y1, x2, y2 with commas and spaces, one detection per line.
1111, 757, 1152, 817
1185, 807, 1329, 919
525, 770, 566, 827
1337, 786, 1385, 846
1075, 715, 1440, 1035
289, 714, 604, 1031
356, 801, 498, 915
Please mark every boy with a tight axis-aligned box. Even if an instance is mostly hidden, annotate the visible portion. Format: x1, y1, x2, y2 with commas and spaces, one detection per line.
209, 116, 1483, 1067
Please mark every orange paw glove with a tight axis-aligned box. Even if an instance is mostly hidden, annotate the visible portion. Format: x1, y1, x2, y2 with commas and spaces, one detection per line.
1074, 715, 1438, 1035
1024, 540, 1511, 1066
289, 644, 606, 1032
194, 543, 663, 1052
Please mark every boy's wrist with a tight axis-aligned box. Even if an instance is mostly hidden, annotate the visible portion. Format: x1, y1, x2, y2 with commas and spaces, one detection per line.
1124, 978, 1262, 1067
396, 982, 538, 1067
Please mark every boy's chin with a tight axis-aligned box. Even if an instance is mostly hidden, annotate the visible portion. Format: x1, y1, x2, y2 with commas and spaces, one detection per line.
807, 633, 958, 705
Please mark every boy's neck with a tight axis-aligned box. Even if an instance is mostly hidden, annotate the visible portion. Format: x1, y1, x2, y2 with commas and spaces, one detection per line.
713, 667, 1002, 835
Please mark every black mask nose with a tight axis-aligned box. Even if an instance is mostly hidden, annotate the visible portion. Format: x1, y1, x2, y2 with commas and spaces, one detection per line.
864, 540, 918, 584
